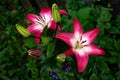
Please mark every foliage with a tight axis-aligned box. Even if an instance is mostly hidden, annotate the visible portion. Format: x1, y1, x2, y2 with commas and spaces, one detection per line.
0, 0, 120, 80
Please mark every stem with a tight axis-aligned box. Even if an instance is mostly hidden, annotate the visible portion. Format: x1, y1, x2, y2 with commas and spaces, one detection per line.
30, 35, 40, 39
53, 23, 59, 40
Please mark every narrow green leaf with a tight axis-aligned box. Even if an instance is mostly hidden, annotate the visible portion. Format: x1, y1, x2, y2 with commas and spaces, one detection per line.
89, 73, 98, 80
108, 57, 117, 64
47, 41, 56, 58
114, 40, 120, 50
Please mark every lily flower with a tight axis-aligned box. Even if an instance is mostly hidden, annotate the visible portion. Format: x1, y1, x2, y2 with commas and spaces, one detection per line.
55, 19, 105, 72
26, 7, 67, 44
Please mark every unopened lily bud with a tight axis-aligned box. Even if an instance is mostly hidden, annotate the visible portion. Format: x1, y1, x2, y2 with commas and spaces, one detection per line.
16, 24, 31, 38
52, 3, 61, 23
27, 48, 42, 59
56, 53, 66, 63
41, 36, 51, 45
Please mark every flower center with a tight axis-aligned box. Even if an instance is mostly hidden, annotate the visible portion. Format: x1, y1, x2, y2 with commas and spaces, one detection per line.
74, 37, 87, 49
75, 41, 83, 49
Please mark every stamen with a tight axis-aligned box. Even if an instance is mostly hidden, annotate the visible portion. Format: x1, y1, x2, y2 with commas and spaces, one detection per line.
35, 16, 40, 21
79, 36, 82, 41
75, 41, 83, 49
35, 20, 44, 26
42, 15, 46, 21
39, 15, 45, 23
81, 40, 87, 44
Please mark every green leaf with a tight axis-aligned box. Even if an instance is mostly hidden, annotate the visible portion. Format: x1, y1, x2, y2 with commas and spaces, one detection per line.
24, 37, 37, 48
47, 41, 56, 58
41, 36, 51, 45
115, 71, 120, 80
89, 73, 98, 80
100, 7, 111, 22
68, 10, 77, 19
99, 36, 113, 49
108, 27, 120, 34
96, 57, 109, 72
114, 40, 120, 51
107, 57, 117, 64
105, 22, 111, 29
77, 7, 92, 22
42, 25, 48, 36
115, 13, 120, 28
109, 51, 119, 56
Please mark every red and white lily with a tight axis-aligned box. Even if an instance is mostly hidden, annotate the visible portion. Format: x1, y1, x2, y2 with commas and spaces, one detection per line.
26, 7, 67, 44
55, 19, 105, 72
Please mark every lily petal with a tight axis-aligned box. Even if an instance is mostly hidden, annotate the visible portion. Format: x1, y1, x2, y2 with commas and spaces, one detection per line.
26, 14, 40, 23
55, 32, 73, 47
64, 48, 75, 56
73, 19, 83, 35
75, 52, 88, 72
34, 32, 42, 44
48, 20, 61, 31
27, 24, 43, 44
27, 24, 43, 33
83, 44, 105, 55
40, 7, 52, 23
60, 10, 68, 15
82, 28, 100, 45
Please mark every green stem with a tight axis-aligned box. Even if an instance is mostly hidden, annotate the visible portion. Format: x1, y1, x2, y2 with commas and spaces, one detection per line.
30, 35, 40, 39
53, 23, 59, 40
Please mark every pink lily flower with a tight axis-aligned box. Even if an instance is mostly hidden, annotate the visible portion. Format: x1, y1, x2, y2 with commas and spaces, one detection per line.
55, 19, 105, 72
26, 7, 68, 44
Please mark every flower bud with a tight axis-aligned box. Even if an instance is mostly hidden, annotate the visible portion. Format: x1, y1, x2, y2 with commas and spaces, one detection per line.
16, 24, 31, 38
56, 53, 66, 63
27, 48, 42, 59
41, 36, 51, 45
52, 3, 61, 23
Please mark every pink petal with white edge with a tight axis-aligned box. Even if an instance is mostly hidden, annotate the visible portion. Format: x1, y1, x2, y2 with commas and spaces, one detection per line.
27, 24, 43, 33
26, 14, 40, 23
73, 19, 83, 35
83, 44, 105, 55
82, 28, 100, 45
40, 7, 52, 23
60, 10, 68, 15
48, 20, 61, 31
64, 48, 75, 56
55, 32, 73, 47
75, 53, 89, 72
